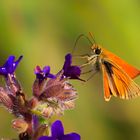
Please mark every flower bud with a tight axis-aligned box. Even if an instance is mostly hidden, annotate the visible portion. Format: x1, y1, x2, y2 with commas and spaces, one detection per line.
12, 118, 28, 133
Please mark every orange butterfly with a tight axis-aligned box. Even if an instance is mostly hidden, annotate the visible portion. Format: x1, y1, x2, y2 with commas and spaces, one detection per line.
76, 34, 140, 101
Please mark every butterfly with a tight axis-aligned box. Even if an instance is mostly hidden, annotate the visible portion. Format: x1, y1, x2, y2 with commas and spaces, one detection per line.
74, 34, 140, 101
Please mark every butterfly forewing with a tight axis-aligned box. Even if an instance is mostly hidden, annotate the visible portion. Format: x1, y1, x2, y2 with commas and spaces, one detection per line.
102, 48, 140, 79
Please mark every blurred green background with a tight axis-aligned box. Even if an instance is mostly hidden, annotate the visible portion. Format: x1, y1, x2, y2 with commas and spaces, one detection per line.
0, 0, 140, 139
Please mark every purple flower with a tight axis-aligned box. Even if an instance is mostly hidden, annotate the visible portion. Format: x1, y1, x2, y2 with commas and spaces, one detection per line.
0, 55, 23, 76
34, 66, 56, 81
39, 120, 80, 140
33, 66, 56, 97
63, 53, 81, 80
32, 115, 39, 132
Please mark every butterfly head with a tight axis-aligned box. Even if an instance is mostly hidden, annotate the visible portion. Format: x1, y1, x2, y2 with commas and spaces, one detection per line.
91, 44, 102, 55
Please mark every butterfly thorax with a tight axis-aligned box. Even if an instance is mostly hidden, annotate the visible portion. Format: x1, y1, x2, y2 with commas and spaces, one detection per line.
80, 44, 103, 70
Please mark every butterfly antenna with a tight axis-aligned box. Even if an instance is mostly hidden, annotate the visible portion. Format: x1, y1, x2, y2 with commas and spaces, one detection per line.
89, 32, 96, 44
72, 34, 93, 54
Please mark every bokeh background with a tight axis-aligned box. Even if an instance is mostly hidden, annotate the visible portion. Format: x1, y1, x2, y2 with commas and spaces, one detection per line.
0, 0, 140, 140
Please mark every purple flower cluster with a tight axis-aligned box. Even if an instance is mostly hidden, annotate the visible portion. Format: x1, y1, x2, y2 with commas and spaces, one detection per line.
0, 53, 81, 140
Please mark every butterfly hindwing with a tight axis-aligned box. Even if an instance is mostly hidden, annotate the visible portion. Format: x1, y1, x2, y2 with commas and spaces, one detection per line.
102, 64, 111, 101
101, 58, 140, 101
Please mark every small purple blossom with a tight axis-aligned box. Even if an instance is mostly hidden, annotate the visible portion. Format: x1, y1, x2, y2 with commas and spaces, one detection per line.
33, 66, 56, 97
39, 120, 80, 140
0, 55, 23, 76
34, 66, 56, 81
63, 53, 81, 80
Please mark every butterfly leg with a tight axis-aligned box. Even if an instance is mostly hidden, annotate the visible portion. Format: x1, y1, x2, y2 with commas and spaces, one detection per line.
80, 60, 94, 68
81, 69, 94, 74
72, 54, 90, 59
81, 64, 99, 81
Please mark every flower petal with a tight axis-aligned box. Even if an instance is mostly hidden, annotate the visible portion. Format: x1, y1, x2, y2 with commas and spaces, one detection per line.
64, 66, 81, 79
4, 56, 15, 73
43, 66, 50, 74
44, 66, 56, 79
14, 55, 23, 71
63, 53, 81, 80
51, 120, 64, 138
63, 53, 72, 70
0, 56, 15, 75
61, 133, 81, 140
34, 66, 42, 74
47, 73, 56, 79
0, 67, 7, 75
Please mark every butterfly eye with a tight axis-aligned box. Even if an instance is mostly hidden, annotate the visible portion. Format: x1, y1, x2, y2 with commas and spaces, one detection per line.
94, 48, 101, 55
